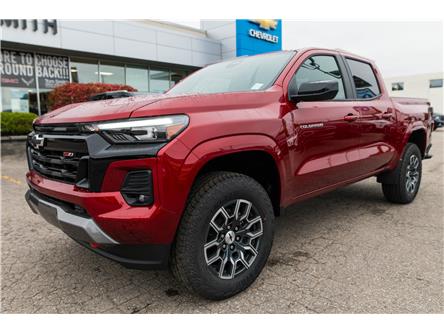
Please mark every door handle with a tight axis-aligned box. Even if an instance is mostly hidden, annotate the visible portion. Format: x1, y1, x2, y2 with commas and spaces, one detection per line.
344, 114, 359, 122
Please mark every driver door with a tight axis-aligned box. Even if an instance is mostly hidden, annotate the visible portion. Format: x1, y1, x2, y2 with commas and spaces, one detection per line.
284, 53, 363, 199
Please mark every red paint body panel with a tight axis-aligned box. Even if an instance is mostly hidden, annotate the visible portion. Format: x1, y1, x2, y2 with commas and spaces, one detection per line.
27, 48, 433, 245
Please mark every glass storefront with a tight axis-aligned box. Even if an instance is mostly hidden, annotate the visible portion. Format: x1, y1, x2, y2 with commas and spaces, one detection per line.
1, 48, 192, 115
70, 60, 99, 83
37, 88, 53, 114
99, 62, 125, 85
126, 66, 149, 92
170, 69, 187, 87
1, 87, 39, 114
1, 49, 70, 114
149, 68, 171, 93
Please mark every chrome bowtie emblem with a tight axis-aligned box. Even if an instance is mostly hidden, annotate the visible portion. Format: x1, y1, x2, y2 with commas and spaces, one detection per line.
31, 134, 45, 150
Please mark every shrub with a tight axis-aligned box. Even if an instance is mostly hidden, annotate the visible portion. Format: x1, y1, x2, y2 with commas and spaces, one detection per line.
1, 112, 38, 136
48, 82, 137, 110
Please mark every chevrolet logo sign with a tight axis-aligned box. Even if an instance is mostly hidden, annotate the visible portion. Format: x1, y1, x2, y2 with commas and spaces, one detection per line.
249, 19, 278, 30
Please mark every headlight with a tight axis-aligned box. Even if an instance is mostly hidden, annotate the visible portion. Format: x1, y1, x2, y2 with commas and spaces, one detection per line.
83, 115, 189, 144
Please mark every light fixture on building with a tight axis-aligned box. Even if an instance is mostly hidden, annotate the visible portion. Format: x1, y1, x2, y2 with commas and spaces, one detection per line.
95, 72, 114, 76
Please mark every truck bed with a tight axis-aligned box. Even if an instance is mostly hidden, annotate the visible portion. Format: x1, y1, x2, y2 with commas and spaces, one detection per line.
391, 97, 429, 106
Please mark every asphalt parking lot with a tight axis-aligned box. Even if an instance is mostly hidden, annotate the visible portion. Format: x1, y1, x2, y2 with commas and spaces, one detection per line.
1, 131, 443, 313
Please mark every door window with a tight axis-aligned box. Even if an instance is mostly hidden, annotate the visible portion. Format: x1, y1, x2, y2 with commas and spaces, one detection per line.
291, 55, 346, 100
346, 58, 381, 99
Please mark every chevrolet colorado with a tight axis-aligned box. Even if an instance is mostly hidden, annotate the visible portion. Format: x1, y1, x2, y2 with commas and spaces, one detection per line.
25, 48, 433, 300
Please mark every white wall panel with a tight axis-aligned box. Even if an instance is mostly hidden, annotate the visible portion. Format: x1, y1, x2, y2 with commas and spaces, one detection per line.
157, 45, 192, 65
114, 38, 157, 61
1, 20, 228, 67
60, 28, 114, 55
113, 22, 156, 44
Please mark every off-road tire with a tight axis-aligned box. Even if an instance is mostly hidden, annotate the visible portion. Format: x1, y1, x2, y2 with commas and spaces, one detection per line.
382, 143, 422, 204
171, 171, 274, 300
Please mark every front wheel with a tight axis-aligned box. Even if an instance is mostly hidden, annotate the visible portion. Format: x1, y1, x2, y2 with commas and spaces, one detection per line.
381, 143, 422, 204
171, 172, 274, 300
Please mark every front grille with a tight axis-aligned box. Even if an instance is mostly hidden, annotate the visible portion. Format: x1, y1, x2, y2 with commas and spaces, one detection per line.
28, 136, 89, 184
34, 124, 83, 135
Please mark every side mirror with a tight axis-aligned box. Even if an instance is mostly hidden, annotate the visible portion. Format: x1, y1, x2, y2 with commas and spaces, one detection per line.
289, 80, 339, 103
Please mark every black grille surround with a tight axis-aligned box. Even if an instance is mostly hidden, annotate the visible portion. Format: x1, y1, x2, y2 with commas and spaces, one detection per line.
33, 124, 84, 135
27, 123, 167, 192
28, 137, 88, 184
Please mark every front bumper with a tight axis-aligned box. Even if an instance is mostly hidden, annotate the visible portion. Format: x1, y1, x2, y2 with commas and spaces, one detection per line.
25, 188, 170, 269
26, 163, 179, 244
25, 127, 194, 269
26, 189, 118, 245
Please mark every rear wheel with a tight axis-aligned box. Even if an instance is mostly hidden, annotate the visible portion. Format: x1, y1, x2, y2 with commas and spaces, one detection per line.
381, 143, 422, 204
171, 172, 274, 300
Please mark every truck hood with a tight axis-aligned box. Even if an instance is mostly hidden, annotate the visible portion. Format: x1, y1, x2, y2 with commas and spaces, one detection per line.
35, 89, 281, 125
35, 94, 167, 124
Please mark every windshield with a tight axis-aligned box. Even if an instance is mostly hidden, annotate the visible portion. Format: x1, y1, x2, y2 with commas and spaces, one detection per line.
167, 51, 295, 95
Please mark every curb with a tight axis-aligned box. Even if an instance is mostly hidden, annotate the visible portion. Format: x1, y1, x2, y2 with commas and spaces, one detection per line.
0, 135, 28, 142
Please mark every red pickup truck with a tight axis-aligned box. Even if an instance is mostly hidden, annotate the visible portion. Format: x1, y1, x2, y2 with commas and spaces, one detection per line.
26, 48, 433, 299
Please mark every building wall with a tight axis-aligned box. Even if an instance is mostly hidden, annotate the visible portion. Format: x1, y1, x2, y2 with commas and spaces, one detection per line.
384, 72, 443, 114
1, 20, 227, 115
200, 20, 237, 60
1, 20, 222, 67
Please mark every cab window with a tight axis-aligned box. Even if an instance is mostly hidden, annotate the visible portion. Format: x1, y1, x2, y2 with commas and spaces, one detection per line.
346, 58, 381, 99
290, 55, 346, 100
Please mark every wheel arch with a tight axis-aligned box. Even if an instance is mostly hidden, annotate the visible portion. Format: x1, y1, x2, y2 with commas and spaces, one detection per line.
181, 135, 285, 216
404, 126, 428, 158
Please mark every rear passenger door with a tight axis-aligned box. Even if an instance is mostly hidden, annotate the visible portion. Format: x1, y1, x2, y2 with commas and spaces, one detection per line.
344, 57, 397, 174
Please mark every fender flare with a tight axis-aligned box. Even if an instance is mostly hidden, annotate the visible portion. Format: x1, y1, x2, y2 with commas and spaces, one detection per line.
179, 134, 286, 201
378, 123, 427, 184
400, 123, 428, 156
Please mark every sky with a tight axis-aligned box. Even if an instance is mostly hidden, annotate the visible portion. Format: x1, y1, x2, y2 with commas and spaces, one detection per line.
282, 21, 443, 78
174, 20, 443, 78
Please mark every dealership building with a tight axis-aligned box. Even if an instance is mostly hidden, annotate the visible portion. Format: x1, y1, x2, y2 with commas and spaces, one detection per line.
0, 19, 282, 115
384, 73, 443, 115
5, 19, 440, 117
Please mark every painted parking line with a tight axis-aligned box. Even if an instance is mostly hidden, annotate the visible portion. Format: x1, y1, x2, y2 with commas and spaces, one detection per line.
1, 175, 23, 185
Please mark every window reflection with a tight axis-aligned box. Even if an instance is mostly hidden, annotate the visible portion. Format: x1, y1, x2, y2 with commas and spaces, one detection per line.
126, 66, 149, 92
99, 63, 125, 84
70, 61, 99, 83
170, 70, 187, 87
1, 87, 39, 114
346, 58, 380, 99
292, 55, 346, 100
149, 68, 170, 93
